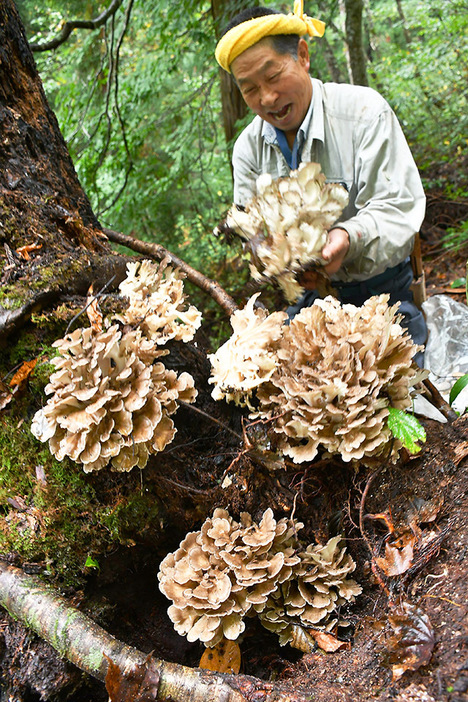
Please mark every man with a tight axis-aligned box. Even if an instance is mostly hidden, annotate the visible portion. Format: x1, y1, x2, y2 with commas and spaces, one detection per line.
215, 2, 427, 351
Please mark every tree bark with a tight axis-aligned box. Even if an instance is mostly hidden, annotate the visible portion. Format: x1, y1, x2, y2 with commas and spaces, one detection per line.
343, 0, 369, 86
210, 0, 248, 153
0, 0, 107, 248
0, 0, 128, 342
395, 0, 412, 47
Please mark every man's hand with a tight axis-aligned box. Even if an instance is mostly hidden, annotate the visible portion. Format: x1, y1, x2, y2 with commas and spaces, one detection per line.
321, 227, 350, 275
299, 227, 350, 290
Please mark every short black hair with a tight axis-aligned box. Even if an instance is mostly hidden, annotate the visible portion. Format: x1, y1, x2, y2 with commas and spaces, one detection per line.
222, 6, 301, 59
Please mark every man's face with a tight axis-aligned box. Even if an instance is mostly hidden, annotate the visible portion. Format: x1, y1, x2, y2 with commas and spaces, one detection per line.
231, 37, 312, 146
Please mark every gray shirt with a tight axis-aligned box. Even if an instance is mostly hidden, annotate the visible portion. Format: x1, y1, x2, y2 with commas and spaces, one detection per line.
232, 78, 426, 282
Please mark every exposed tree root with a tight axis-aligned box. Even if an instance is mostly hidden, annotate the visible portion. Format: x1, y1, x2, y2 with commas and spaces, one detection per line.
0, 561, 309, 702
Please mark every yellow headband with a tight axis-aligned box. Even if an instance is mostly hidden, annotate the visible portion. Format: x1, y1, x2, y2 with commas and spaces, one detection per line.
215, 0, 325, 73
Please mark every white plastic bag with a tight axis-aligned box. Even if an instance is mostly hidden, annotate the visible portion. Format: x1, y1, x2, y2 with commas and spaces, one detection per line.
422, 294, 468, 414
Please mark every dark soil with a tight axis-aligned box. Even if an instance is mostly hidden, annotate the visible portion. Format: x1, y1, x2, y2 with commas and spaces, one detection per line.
0, 194, 467, 702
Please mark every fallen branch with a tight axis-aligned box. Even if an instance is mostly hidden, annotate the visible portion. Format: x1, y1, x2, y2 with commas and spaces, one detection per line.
0, 561, 307, 702
104, 227, 239, 317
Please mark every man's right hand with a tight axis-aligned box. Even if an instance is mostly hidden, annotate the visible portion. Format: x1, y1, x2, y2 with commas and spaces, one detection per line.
321, 227, 350, 275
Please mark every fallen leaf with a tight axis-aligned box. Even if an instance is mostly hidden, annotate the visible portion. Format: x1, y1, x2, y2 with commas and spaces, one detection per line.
289, 624, 316, 653
309, 630, 351, 653
408, 495, 443, 528
365, 511, 396, 534
16, 243, 42, 260
86, 284, 103, 332
384, 601, 434, 681
105, 653, 160, 702
9, 359, 37, 388
199, 638, 241, 674
375, 538, 415, 576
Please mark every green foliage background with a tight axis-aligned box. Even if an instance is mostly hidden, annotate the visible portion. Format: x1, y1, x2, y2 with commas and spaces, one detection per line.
16, 0, 468, 297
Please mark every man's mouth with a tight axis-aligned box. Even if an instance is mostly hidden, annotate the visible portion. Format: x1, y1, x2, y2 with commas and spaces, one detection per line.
270, 104, 292, 121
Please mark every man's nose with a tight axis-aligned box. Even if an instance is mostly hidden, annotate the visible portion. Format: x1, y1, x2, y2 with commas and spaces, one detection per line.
260, 85, 278, 107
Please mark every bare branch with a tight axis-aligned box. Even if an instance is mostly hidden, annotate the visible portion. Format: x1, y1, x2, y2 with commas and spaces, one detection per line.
30, 0, 125, 52
104, 227, 239, 317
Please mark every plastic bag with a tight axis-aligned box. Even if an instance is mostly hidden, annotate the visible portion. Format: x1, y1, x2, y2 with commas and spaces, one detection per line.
422, 294, 468, 414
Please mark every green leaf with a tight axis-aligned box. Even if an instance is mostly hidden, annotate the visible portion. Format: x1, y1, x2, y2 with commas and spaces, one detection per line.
85, 555, 100, 570
387, 407, 426, 454
450, 277, 466, 288
449, 374, 468, 408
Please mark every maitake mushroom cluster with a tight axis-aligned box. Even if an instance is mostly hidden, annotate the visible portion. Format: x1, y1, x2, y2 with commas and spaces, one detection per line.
117, 258, 202, 344
209, 294, 424, 465
209, 293, 287, 409
158, 507, 361, 649
258, 535, 361, 648
31, 260, 199, 472
215, 162, 348, 303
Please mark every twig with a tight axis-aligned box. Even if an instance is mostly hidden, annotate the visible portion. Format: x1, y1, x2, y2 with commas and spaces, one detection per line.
358, 449, 394, 596
0, 561, 309, 701
30, 0, 125, 51
422, 378, 458, 422
103, 228, 239, 317
178, 401, 242, 441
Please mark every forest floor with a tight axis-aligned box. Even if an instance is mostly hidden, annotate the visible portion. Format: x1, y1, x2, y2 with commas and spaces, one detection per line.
0, 185, 467, 702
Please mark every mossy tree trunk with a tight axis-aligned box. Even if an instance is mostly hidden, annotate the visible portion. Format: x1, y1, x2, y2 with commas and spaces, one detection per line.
0, 0, 127, 343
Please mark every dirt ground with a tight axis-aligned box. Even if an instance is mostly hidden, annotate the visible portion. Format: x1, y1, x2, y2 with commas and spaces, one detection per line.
0, 196, 467, 702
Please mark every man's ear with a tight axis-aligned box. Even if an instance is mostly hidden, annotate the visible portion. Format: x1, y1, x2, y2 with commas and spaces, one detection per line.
297, 38, 310, 70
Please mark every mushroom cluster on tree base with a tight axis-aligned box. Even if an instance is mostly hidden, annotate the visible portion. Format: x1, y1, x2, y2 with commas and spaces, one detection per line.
158, 508, 361, 650
31, 260, 199, 472
209, 294, 425, 466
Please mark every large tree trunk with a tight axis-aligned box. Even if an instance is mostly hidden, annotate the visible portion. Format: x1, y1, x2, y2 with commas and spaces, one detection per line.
0, 0, 128, 342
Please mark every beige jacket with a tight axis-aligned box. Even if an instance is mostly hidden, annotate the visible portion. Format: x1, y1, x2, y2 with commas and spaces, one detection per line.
232, 78, 426, 282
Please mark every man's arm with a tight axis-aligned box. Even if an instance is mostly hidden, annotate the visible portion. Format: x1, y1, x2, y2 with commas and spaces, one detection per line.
333, 105, 426, 280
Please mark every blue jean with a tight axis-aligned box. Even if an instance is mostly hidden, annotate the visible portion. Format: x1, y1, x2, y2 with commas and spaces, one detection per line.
287, 259, 427, 365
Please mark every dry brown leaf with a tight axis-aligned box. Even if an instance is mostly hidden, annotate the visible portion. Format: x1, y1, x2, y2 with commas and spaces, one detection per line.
309, 630, 351, 653
9, 359, 38, 388
365, 511, 396, 534
199, 638, 241, 675
105, 653, 160, 702
408, 496, 444, 527
384, 602, 434, 681
375, 538, 415, 576
86, 284, 103, 332
16, 243, 42, 260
